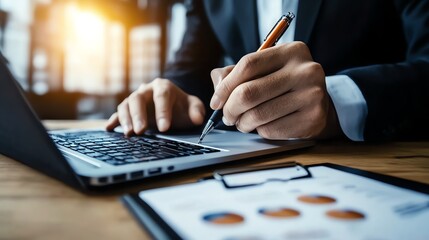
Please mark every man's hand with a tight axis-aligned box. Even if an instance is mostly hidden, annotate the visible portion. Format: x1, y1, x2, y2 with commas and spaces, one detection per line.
210, 41, 342, 140
106, 78, 205, 136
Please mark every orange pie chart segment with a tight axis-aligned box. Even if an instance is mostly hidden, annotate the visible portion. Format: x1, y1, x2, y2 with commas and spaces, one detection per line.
326, 209, 365, 220
259, 207, 300, 218
298, 195, 336, 204
203, 212, 245, 225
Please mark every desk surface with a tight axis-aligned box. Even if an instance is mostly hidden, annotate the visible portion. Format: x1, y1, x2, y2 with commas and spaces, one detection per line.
1, 120, 429, 240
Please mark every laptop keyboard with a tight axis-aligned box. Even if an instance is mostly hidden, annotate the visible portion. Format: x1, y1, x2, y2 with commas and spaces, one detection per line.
50, 131, 220, 166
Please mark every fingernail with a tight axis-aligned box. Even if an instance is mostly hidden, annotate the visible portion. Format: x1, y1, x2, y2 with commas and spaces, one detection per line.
158, 118, 168, 132
210, 95, 222, 109
134, 121, 143, 133
123, 123, 130, 134
222, 116, 234, 126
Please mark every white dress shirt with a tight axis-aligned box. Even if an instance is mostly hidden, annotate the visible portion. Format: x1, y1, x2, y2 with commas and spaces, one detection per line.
256, 0, 367, 141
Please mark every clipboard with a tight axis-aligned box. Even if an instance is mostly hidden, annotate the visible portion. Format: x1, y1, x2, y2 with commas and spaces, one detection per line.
121, 163, 429, 240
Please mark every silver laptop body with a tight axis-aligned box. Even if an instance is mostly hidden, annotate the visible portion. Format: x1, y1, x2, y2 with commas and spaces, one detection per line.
50, 128, 313, 186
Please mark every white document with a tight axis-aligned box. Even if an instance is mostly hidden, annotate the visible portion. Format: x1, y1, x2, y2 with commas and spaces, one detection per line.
139, 166, 429, 240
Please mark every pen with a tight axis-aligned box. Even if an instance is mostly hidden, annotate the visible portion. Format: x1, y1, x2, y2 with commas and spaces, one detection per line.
198, 12, 295, 144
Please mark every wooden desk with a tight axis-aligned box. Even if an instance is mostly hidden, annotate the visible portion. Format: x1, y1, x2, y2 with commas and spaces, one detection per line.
1, 120, 428, 240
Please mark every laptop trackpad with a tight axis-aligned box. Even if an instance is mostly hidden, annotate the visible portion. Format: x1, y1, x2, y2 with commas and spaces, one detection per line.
162, 130, 271, 150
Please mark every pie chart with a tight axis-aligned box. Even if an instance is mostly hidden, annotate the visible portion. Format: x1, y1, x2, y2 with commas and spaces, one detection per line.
258, 207, 300, 218
202, 212, 245, 225
326, 209, 365, 220
298, 195, 336, 204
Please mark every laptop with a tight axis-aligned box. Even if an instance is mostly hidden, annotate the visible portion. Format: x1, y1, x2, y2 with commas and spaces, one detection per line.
0, 55, 313, 192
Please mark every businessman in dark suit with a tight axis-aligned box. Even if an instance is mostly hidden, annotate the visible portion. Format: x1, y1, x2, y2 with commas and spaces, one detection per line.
107, 0, 429, 141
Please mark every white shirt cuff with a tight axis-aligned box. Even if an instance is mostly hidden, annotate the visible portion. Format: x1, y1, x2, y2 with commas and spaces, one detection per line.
326, 75, 368, 141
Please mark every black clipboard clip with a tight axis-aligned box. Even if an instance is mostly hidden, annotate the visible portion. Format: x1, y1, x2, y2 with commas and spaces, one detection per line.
213, 161, 312, 189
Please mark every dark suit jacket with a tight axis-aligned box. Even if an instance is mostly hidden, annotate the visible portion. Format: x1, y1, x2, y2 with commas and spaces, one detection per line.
163, 0, 429, 140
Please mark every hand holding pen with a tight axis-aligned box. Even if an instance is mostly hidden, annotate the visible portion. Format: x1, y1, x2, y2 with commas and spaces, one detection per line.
200, 12, 343, 142
198, 13, 295, 143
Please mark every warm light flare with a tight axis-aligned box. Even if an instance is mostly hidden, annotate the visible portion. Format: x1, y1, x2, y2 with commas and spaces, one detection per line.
63, 4, 108, 94
66, 5, 105, 49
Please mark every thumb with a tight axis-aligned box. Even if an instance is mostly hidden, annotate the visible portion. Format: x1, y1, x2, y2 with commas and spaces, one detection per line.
210, 65, 235, 90
187, 95, 205, 126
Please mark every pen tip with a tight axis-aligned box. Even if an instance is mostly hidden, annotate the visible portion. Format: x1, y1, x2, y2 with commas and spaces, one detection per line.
198, 120, 214, 144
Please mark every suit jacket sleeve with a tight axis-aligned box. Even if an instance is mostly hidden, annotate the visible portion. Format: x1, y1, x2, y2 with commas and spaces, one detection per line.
162, 0, 223, 111
339, 0, 429, 140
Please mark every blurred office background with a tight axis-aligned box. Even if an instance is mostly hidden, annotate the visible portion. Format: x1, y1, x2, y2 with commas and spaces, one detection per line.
0, 0, 186, 119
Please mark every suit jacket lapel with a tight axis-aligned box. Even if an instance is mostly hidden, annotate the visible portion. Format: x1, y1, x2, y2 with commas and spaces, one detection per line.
295, 0, 323, 43
234, 0, 259, 57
